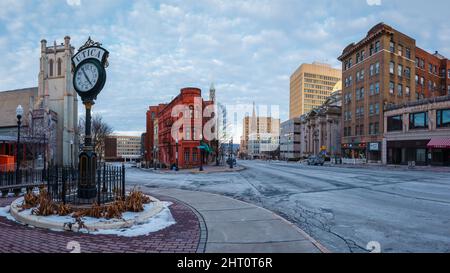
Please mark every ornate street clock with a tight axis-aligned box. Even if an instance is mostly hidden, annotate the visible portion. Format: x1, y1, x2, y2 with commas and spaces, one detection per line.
72, 37, 109, 199
72, 37, 109, 102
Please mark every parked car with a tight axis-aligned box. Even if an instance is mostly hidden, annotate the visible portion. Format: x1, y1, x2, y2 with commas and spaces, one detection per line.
307, 155, 325, 166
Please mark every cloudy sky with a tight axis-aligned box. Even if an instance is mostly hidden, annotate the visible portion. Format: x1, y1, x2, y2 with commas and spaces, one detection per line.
1, 0, 449, 139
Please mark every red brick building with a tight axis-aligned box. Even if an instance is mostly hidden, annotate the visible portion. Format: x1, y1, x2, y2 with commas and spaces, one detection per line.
338, 22, 450, 163
415, 48, 450, 98
144, 87, 214, 169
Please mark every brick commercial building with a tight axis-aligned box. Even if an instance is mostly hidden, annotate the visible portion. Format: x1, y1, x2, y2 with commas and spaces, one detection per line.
144, 87, 214, 169
384, 95, 450, 166
338, 22, 450, 163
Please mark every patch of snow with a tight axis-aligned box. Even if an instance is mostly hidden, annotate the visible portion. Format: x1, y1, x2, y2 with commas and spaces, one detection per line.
1, 199, 176, 237
90, 201, 176, 237
0, 205, 15, 221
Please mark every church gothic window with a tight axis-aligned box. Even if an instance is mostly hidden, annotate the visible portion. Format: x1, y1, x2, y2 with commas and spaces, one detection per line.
49, 59, 54, 77
57, 58, 62, 76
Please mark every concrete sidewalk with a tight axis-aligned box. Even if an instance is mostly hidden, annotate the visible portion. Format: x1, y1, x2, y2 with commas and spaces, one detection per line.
145, 188, 327, 253
139, 165, 245, 174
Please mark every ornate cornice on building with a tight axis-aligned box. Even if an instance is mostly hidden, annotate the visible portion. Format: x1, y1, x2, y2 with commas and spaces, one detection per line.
338, 22, 395, 61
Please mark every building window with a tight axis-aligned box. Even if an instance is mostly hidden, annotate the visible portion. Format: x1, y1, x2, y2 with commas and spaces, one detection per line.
429, 64, 433, 74
369, 104, 374, 115
369, 123, 378, 135
409, 112, 428, 129
405, 67, 410, 78
344, 92, 352, 104
448, 69, 450, 79
398, 64, 403, 77
415, 58, 419, 67
437, 109, 450, 128
389, 81, 395, 94
375, 82, 380, 94
406, 86, 410, 96
375, 62, 380, 74
406, 48, 411, 59
361, 50, 365, 61
184, 149, 190, 163
398, 44, 403, 56
390, 62, 395, 74
370, 84, 374, 96
185, 129, 191, 140
420, 77, 424, 86
356, 88, 364, 100
428, 80, 433, 91
356, 53, 360, 64
370, 64, 374, 76
397, 84, 403, 96
387, 115, 402, 131
57, 58, 62, 76
49, 59, 54, 77
375, 103, 380, 115
192, 149, 198, 162
415, 74, 419, 85
419, 59, 424, 69
375, 41, 380, 53
390, 41, 395, 53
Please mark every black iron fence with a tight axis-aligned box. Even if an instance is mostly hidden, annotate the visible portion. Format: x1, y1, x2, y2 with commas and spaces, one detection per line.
0, 169, 46, 195
1, 164, 126, 205
47, 164, 126, 205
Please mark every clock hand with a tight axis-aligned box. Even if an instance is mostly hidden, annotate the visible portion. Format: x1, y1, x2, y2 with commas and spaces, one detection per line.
81, 67, 93, 86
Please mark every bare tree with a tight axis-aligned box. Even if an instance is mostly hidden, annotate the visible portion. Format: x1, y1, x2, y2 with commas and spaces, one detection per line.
78, 114, 113, 162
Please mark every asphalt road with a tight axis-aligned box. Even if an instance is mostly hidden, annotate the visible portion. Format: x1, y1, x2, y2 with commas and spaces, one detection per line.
126, 161, 450, 253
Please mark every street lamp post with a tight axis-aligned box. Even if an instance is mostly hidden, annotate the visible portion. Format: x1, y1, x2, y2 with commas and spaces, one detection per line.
16, 105, 23, 185
199, 134, 204, 172
70, 137, 74, 168
153, 146, 157, 170
229, 139, 233, 169
175, 137, 179, 171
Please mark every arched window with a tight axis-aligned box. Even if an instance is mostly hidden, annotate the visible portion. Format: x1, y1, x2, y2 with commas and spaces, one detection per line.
57, 58, 62, 76
189, 105, 194, 118
49, 59, 54, 77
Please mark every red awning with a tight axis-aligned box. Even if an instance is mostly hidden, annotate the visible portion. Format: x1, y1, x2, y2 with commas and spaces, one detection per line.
427, 138, 450, 149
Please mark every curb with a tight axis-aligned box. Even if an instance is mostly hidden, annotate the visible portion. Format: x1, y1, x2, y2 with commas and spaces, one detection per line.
150, 193, 208, 253
137, 165, 247, 175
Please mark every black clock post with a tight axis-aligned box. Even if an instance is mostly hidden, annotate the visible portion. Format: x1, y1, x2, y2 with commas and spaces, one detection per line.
72, 37, 109, 199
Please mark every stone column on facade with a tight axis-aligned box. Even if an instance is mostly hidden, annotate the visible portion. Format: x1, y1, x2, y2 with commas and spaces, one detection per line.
326, 118, 332, 156
382, 137, 387, 165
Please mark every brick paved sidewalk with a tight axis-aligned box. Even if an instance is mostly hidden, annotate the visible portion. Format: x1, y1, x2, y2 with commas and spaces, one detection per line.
0, 195, 204, 253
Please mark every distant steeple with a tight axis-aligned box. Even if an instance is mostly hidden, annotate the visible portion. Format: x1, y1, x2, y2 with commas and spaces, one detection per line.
209, 82, 216, 102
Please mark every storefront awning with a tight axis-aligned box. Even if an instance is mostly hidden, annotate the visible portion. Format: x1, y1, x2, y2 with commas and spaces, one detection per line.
427, 138, 450, 149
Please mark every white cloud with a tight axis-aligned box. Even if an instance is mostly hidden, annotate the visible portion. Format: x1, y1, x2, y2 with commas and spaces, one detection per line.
367, 0, 382, 6
66, 0, 81, 6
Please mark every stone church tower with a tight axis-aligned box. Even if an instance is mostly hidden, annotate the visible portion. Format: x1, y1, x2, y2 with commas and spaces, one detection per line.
37, 37, 78, 166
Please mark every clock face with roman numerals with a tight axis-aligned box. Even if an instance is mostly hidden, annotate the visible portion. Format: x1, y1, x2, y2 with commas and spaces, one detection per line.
74, 61, 100, 93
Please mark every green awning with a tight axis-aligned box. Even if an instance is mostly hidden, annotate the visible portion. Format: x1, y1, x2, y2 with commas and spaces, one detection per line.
197, 142, 213, 153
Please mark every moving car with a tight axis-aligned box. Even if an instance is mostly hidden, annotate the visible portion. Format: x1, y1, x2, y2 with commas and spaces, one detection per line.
307, 155, 325, 166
